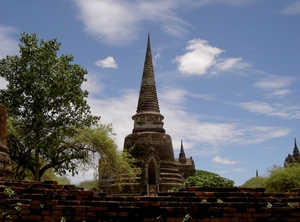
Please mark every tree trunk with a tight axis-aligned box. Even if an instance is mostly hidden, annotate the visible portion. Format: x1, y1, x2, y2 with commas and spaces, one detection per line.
34, 150, 40, 181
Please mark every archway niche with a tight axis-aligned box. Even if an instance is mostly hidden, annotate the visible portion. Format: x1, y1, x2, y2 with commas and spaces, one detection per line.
148, 158, 157, 184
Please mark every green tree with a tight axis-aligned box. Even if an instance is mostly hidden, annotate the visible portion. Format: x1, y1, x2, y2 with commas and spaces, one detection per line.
265, 164, 300, 193
76, 124, 140, 189
241, 176, 267, 188
182, 170, 234, 188
0, 33, 100, 181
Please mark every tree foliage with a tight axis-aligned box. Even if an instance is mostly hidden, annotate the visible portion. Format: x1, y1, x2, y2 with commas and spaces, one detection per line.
0, 33, 101, 181
240, 176, 267, 188
182, 170, 234, 188
265, 164, 300, 193
241, 164, 300, 193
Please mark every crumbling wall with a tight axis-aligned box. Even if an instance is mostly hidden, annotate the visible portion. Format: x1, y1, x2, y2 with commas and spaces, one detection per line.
0, 181, 299, 222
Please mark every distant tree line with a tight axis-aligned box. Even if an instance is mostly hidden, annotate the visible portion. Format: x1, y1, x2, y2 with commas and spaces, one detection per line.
241, 164, 300, 193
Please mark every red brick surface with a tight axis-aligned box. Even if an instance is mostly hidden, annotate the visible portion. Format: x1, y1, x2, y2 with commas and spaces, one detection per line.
0, 181, 300, 221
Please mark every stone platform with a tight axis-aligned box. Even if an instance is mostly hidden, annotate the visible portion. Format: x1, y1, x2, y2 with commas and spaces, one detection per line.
1, 181, 300, 221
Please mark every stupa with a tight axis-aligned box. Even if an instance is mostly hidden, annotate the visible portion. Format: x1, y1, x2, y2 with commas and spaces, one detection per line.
99, 35, 195, 195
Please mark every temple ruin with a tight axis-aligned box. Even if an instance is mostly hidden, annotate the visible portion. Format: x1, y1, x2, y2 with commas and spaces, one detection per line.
100, 35, 195, 195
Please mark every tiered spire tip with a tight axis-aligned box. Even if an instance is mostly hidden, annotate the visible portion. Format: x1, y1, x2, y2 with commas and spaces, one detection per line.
136, 34, 160, 114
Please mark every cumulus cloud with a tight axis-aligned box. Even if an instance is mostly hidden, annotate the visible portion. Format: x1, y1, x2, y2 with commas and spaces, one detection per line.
215, 57, 243, 71
73, 0, 189, 44
72, 0, 255, 45
239, 101, 300, 119
174, 39, 246, 75
83, 77, 291, 151
213, 156, 237, 165
0, 25, 18, 58
280, 1, 300, 15
95, 56, 118, 69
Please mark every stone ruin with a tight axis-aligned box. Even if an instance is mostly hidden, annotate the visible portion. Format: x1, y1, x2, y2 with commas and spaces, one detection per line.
284, 138, 300, 167
99, 35, 195, 195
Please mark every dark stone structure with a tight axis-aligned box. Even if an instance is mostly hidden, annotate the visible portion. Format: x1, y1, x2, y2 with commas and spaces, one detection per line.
175, 140, 195, 180
1, 181, 300, 221
100, 35, 195, 195
284, 138, 300, 167
0, 106, 13, 180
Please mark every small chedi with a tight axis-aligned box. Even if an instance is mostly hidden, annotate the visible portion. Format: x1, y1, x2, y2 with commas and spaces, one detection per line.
99, 35, 195, 195
284, 138, 300, 167
0, 105, 13, 180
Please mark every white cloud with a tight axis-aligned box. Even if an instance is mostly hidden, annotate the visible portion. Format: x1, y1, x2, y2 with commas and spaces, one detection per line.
174, 39, 246, 75
82, 71, 106, 95
95, 56, 118, 69
253, 75, 296, 98
280, 1, 300, 15
73, 0, 189, 45
213, 156, 237, 165
174, 39, 223, 75
215, 57, 242, 71
266, 89, 291, 98
193, 0, 253, 7
239, 126, 291, 144
239, 101, 300, 119
253, 76, 294, 91
72, 0, 255, 45
0, 25, 18, 58
83, 82, 291, 152
216, 168, 247, 174
154, 52, 161, 61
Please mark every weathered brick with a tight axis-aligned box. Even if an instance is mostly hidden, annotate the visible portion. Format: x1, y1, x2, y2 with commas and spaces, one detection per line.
21, 215, 43, 220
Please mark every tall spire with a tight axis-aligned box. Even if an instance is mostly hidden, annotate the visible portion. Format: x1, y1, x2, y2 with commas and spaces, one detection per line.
179, 140, 187, 164
136, 34, 160, 114
293, 138, 300, 162
132, 34, 165, 133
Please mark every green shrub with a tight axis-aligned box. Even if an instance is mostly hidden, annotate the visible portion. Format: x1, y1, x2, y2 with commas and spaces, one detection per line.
183, 170, 234, 188
265, 164, 300, 193
241, 176, 267, 188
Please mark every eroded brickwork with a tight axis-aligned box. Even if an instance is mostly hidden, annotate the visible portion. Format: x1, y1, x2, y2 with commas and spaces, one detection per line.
0, 181, 299, 222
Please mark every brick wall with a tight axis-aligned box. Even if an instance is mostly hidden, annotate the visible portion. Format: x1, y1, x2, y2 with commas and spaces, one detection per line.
0, 181, 299, 222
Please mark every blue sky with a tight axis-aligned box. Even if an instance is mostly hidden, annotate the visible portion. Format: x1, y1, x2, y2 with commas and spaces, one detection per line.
0, 0, 299, 186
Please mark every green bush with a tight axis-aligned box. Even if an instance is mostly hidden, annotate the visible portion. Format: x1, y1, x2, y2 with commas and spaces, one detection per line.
183, 170, 234, 188
265, 164, 300, 193
241, 176, 267, 188
241, 164, 300, 193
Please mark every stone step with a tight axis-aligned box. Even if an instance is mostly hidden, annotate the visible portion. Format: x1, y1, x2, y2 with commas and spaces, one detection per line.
159, 177, 184, 183
160, 168, 180, 172
160, 172, 184, 179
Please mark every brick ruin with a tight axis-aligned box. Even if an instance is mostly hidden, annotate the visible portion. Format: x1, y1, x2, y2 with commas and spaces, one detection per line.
1, 100, 300, 221
1, 38, 300, 221
0, 181, 300, 221
0, 105, 300, 221
100, 35, 195, 195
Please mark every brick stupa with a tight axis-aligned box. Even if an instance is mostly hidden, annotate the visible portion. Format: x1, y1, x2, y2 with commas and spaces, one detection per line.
122, 35, 185, 194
